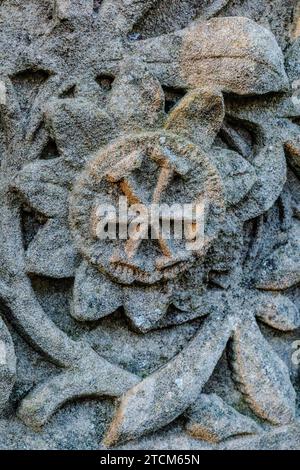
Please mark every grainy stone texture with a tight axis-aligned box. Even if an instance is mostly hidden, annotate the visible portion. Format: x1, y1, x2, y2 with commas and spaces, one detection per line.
0, 0, 300, 450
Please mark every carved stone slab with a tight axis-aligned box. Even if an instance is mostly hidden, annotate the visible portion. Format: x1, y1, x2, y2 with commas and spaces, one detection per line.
0, 0, 299, 450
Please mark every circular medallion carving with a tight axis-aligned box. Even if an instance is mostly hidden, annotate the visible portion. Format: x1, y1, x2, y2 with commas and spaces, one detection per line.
70, 131, 225, 285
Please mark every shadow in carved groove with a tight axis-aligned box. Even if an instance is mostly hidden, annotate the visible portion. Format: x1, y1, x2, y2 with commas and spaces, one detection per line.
11, 70, 51, 117
40, 139, 60, 161
59, 85, 77, 99
21, 206, 47, 251
96, 75, 115, 92
162, 86, 187, 113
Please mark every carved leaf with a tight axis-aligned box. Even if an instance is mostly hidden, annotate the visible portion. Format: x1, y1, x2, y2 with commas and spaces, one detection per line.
211, 149, 257, 206
44, 98, 115, 164
108, 58, 165, 131
235, 141, 287, 221
165, 88, 225, 150
104, 312, 235, 446
123, 284, 172, 333
11, 160, 71, 218
25, 219, 78, 278
229, 318, 296, 425
125, 0, 231, 38
135, 17, 289, 95
221, 96, 294, 221
72, 261, 123, 321
256, 237, 300, 291
185, 394, 260, 443
255, 293, 300, 332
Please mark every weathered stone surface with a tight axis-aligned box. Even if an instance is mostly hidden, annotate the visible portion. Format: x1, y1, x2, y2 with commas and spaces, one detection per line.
211, 148, 257, 207
0, 318, 16, 413
17, 347, 140, 429
25, 219, 78, 278
115, 422, 300, 451
123, 284, 172, 332
70, 131, 225, 285
104, 312, 236, 447
54, 0, 94, 21
72, 260, 123, 321
165, 88, 225, 149
229, 317, 296, 426
286, 37, 300, 84
134, 17, 289, 95
185, 394, 260, 443
0, 0, 299, 451
254, 293, 300, 332
256, 222, 300, 291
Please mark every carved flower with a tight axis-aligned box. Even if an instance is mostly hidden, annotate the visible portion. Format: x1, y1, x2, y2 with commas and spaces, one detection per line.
8, 13, 294, 333
11, 86, 227, 333
1, 0, 299, 446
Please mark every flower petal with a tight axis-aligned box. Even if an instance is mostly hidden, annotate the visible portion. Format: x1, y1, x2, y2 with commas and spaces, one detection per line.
72, 261, 122, 321
11, 159, 72, 217
161, 285, 224, 328
206, 215, 243, 272
255, 231, 300, 291
103, 312, 234, 447
229, 318, 296, 425
235, 141, 287, 221
223, 97, 295, 220
108, 58, 165, 132
0, 316, 16, 412
185, 394, 260, 443
165, 88, 225, 150
255, 293, 300, 331
26, 219, 78, 278
134, 17, 289, 95
212, 149, 257, 206
123, 285, 171, 333
44, 97, 115, 165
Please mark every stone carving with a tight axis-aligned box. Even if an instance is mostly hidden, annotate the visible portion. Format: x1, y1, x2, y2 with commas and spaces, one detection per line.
0, 0, 299, 450
0, 317, 16, 413
70, 131, 224, 286
185, 394, 260, 443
